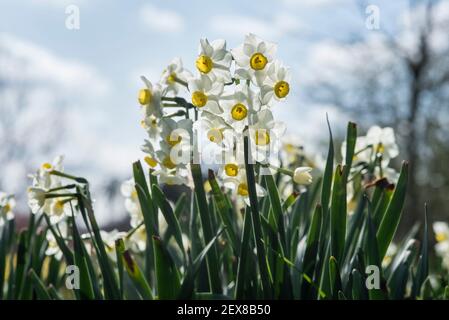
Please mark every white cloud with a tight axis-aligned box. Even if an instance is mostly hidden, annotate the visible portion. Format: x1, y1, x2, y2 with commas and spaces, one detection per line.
209, 12, 303, 40
0, 33, 109, 97
140, 4, 184, 34
29, 0, 87, 8
282, 0, 349, 9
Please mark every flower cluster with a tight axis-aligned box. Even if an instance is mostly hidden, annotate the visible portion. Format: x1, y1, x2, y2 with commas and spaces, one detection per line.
137, 34, 312, 202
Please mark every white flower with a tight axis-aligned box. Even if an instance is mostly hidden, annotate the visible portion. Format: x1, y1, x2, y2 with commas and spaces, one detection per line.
141, 114, 162, 141
232, 33, 277, 83
196, 111, 233, 147
29, 155, 65, 190
259, 61, 291, 105
27, 187, 47, 214
249, 109, 286, 162
293, 167, 313, 185
45, 221, 68, 260
220, 85, 259, 133
160, 57, 192, 94
48, 199, 73, 224
195, 38, 232, 82
159, 118, 192, 151
138, 76, 163, 118
222, 167, 266, 205
188, 75, 224, 114
126, 225, 147, 253
343, 126, 399, 166
100, 229, 127, 262
433, 222, 449, 271
0, 192, 15, 225
121, 179, 143, 228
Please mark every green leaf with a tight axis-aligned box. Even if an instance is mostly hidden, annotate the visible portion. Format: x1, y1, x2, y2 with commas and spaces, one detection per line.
28, 269, 51, 300
70, 215, 95, 300
190, 163, 222, 294
330, 165, 347, 262
177, 228, 224, 299
321, 114, 334, 214
122, 249, 153, 299
351, 269, 368, 300
235, 208, 252, 299
153, 235, 181, 299
411, 205, 429, 298
343, 122, 357, 178
300, 204, 322, 298
329, 256, 342, 299
208, 170, 239, 254
377, 161, 409, 260
264, 174, 287, 253
152, 184, 185, 262
243, 135, 273, 299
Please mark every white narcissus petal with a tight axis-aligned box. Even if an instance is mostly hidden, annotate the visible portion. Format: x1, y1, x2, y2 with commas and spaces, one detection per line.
211, 39, 226, 51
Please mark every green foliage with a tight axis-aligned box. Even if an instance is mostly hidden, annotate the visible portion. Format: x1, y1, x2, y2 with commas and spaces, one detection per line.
0, 120, 442, 300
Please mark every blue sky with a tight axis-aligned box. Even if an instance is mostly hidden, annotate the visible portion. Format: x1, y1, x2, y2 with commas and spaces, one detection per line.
0, 0, 413, 195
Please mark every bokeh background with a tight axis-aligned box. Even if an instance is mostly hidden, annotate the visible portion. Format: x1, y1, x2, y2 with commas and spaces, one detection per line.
1, 0, 448, 230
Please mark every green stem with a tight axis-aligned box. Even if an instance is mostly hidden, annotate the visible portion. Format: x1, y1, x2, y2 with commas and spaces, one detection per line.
190, 163, 222, 294
243, 135, 272, 298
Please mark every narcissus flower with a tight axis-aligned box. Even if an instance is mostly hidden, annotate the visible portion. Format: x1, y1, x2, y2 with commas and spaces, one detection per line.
161, 57, 192, 94
195, 38, 232, 82
232, 33, 277, 83
0, 192, 15, 225
343, 126, 399, 166
121, 178, 143, 228
259, 61, 291, 104
433, 222, 449, 270
138, 76, 163, 118
293, 167, 313, 185
188, 76, 224, 114
223, 168, 266, 205
249, 109, 286, 162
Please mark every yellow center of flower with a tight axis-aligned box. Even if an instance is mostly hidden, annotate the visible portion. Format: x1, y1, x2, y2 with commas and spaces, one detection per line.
436, 232, 447, 243
162, 156, 176, 170
196, 55, 213, 74
166, 134, 182, 147
167, 73, 176, 84
224, 164, 239, 177
144, 156, 158, 168
376, 143, 385, 154
274, 81, 290, 98
192, 91, 208, 108
138, 89, 152, 105
231, 103, 248, 121
207, 128, 223, 143
250, 53, 268, 70
41, 162, 53, 170
255, 130, 270, 146
53, 200, 65, 215
237, 183, 249, 196
4, 203, 11, 213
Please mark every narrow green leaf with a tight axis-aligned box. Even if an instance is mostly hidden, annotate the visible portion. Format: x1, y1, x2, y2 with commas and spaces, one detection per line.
377, 161, 409, 260
28, 269, 51, 300
122, 250, 153, 299
330, 165, 347, 262
153, 235, 181, 299
329, 256, 342, 299
152, 184, 185, 262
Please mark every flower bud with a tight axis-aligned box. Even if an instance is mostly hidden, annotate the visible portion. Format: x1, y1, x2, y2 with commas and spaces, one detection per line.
293, 167, 313, 185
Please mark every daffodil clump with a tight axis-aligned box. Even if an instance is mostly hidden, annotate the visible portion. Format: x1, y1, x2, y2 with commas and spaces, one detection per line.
0, 34, 448, 301
136, 34, 305, 203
